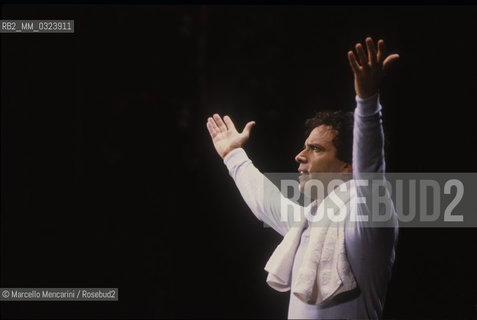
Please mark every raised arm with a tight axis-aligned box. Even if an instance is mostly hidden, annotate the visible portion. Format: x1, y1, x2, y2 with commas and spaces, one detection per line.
347, 37, 399, 173
207, 114, 302, 236
344, 40, 400, 311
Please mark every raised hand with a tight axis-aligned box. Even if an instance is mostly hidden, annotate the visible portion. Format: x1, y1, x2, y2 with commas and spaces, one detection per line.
347, 37, 400, 99
206, 114, 256, 159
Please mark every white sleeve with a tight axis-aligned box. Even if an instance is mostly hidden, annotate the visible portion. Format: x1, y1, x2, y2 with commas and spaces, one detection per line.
353, 93, 385, 173
224, 148, 304, 237
345, 94, 399, 314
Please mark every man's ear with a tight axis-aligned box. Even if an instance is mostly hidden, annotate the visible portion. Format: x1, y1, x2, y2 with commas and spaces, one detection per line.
343, 162, 353, 173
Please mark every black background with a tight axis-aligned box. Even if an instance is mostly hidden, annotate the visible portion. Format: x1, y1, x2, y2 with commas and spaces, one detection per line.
1, 4, 477, 319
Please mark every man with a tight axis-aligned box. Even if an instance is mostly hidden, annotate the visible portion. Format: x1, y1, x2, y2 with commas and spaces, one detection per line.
206, 37, 399, 319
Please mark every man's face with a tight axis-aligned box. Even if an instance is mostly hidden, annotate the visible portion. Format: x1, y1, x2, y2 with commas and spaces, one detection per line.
295, 125, 352, 193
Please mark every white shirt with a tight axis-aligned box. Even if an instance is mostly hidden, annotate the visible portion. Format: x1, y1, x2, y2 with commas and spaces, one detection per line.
224, 94, 399, 319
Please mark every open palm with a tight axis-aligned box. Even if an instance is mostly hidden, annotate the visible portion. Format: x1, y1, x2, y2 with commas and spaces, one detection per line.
207, 114, 255, 159
347, 37, 400, 99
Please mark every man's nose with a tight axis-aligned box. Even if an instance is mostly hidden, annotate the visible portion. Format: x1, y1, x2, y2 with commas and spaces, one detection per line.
295, 150, 306, 163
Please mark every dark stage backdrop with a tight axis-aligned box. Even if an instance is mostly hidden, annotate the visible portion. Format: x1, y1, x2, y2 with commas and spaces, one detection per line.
1, 5, 476, 319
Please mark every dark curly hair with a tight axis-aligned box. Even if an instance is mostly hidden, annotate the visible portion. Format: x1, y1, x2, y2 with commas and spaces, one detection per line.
304, 111, 354, 164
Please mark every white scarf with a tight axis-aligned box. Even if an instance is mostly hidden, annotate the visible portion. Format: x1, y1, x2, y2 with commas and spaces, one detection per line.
264, 180, 357, 305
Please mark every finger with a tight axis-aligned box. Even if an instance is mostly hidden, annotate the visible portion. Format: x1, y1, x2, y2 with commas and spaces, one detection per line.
355, 43, 368, 68
241, 121, 256, 137
223, 115, 236, 131
208, 117, 219, 132
382, 53, 400, 72
347, 51, 360, 73
366, 37, 378, 66
377, 39, 385, 64
213, 113, 227, 132
208, 117, 219, 135
206, 120, 217, 138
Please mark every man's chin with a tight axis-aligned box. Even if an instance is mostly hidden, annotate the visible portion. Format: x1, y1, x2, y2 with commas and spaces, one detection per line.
298, 176, 309, 193
298, 178, 316, 199
298, 181, 305, 194
298, 174, 329, 200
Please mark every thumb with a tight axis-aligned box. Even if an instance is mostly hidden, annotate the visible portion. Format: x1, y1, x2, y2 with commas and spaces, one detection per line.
382, 53, 400, 72
242, 121, 256, 137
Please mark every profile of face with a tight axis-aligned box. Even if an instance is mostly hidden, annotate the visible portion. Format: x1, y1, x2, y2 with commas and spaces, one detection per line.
295, 125, 352, 197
